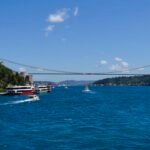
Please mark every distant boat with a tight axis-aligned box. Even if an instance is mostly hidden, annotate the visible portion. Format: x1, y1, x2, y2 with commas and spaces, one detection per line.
65, 86, 68, 89
27, 94, 39, 101
82, 85, 91, 92
36, 85, 51, 93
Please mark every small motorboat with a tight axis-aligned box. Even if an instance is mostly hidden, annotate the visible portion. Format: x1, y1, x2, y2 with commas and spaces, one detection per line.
28, 94, 39, 101
82, 85, 91, 92
65, 86, 68, 89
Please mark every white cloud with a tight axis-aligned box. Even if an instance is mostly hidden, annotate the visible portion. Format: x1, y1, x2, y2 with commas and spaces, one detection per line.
45, 25, 55, 32
45, 25, 55, 36
111, 58, 129, 72
110, 64, 129, 72
47, 9, 69, 23
100, 60, 108, 65
115, 57, 123, 62
121, 61, 129, 68
74, 7, 79, 16
45, 7, 79, 35
111, 64, 121, 71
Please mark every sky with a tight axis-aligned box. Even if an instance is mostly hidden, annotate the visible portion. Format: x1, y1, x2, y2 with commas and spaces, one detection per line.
1, 0, 150, 81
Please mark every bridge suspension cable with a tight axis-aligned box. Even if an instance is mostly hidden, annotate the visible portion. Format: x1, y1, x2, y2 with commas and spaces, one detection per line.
1, 57, 150, 76
0, 58, 77, 74
29, 72, 150, 76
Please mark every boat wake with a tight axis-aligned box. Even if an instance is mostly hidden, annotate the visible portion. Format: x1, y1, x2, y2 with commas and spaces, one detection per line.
82, 90, 96, 94
1, 98, 39, 105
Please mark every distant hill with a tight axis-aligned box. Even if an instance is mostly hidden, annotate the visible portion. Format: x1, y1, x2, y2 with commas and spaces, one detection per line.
0, 63, 25, 90
34, 81, 55, 85
59, 80, 93, 86
94, 75, 150, 86
34, 80, 93, 86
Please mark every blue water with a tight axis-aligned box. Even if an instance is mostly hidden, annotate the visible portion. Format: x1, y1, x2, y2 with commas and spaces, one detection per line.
0, 86, 150, 150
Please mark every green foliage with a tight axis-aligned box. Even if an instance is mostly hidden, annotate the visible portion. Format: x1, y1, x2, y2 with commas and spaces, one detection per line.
0, 63, 25, 89
94, 75, 150, 86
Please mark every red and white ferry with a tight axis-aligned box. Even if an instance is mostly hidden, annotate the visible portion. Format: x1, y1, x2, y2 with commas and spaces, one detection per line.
6, 85, 35, 95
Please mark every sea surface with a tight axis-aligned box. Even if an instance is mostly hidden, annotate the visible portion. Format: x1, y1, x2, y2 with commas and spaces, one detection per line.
0, 86, 150, 150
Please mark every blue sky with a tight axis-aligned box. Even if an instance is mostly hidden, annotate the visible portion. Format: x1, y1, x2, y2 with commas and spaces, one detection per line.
1, 0, 150, 81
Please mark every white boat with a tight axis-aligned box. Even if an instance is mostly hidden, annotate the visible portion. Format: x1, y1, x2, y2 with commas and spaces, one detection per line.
36, 85, 51, 93
6, 85, 35, 95
82, 85, 91, 92
28, 95, 39, 101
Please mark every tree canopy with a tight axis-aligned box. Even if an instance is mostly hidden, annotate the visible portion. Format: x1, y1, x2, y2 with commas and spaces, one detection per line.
0, 63, 25, 90
94, 75, 150, 86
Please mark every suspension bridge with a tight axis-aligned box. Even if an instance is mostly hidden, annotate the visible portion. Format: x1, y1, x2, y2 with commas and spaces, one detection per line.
0, 58, 150, 77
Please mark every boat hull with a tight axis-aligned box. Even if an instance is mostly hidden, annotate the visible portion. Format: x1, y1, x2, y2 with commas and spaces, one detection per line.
4, 91, 35, 96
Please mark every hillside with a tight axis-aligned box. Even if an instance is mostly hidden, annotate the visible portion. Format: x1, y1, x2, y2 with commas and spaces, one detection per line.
94, 75, 150, 86
0, 63, 25, 90
34, 80, 93, 86
58, 80, 93, 86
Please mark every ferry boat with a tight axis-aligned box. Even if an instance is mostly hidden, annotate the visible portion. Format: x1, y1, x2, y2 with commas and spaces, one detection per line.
6, 85, 35, 95
36, 85, 51, 93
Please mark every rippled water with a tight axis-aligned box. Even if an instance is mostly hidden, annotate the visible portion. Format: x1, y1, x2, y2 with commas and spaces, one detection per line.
0, 86, 150, 149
